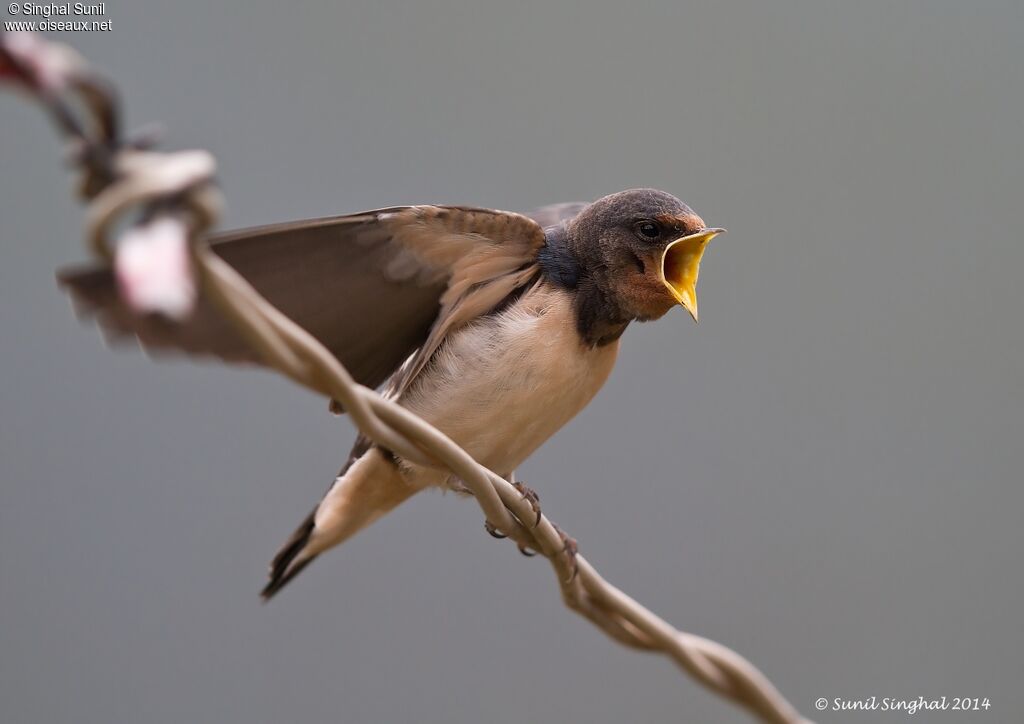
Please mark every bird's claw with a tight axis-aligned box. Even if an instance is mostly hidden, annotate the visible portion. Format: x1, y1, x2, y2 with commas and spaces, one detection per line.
553, 524, 579, 582
512, 481, 542, 527
484, 520, 507, 539
517, 543, 538, 557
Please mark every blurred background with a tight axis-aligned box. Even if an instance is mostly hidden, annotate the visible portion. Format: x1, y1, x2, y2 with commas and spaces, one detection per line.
2, 2, 1021, 722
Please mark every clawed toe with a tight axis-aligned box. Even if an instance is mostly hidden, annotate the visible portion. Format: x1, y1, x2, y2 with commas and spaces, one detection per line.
553, 524, 579, 581
517, 543, 538, 557
512, 481, 542, 527
484, 520, 507, 539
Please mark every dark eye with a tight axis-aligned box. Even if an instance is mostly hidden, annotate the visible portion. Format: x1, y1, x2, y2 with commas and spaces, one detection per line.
634, 221, 661, 240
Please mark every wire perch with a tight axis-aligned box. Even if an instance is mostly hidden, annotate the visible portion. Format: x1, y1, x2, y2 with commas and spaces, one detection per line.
0, 31, 812, 724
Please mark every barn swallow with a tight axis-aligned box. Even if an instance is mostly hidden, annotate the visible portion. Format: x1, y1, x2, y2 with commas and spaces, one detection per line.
59, 188, 724, 599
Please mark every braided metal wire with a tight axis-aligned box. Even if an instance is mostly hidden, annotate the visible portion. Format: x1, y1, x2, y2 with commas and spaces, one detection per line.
1, 31, 812, 724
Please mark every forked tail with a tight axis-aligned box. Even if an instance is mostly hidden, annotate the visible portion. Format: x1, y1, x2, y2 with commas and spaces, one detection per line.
261, 448, 418, 600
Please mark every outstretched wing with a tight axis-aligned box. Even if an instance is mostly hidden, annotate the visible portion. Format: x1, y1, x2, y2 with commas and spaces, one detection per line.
59, 205, 546, 394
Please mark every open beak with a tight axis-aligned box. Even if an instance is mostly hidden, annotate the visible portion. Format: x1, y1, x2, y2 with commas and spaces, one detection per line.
660, 227, 726, 323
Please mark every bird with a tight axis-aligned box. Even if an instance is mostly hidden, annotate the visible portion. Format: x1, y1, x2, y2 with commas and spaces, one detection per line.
58, 188, 724, 600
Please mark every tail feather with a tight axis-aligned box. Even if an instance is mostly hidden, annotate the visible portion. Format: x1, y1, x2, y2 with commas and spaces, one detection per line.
260, 448, 418, 601
261, 508, 318, 600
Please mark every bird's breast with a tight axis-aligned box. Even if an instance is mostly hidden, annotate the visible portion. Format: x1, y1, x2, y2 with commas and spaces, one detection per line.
398, 282, 619, 483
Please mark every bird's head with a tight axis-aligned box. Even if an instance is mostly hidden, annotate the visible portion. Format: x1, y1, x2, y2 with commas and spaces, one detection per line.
567, 188, 724, 323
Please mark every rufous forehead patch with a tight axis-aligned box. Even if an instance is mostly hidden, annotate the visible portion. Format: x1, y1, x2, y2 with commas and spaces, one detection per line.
656, 213, 707, 236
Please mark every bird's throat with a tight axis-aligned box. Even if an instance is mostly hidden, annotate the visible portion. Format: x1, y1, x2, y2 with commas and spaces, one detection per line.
538, 226, 630, 347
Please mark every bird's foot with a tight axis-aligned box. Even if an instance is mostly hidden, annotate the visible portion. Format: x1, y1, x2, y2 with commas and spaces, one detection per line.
553, 524, 579, 581
512, 481, 542, 527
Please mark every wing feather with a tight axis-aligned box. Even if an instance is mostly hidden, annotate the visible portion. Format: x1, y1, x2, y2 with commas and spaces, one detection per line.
58, 205, 546, 395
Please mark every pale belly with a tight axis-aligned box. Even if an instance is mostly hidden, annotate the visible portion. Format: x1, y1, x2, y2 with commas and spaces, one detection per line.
396, 284, 619, 485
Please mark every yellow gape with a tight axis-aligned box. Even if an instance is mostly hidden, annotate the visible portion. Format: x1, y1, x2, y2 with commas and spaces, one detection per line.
660, 228, 725, 322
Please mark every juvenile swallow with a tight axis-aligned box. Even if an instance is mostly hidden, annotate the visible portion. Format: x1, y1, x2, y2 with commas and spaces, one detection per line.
59, 188, 724, 599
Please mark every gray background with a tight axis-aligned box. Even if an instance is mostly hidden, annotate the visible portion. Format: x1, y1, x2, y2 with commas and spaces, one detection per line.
2, 2, 1021, 723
